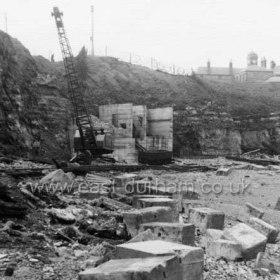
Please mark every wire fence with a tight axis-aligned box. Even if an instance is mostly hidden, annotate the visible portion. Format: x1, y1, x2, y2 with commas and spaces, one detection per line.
94, 47, 190, 75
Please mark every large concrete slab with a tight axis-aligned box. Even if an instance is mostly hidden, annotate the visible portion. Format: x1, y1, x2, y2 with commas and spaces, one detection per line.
115, 240, 204, 280
223, 223, 267, 260
137, 197, 179, 222
123, 207, 173, 237
248, 217, 279, 243
207, 239, 242, 261
132, 195, 171, 208
79, 255, 182, 280
189, 207, 225, 233
140, 222, 195, 245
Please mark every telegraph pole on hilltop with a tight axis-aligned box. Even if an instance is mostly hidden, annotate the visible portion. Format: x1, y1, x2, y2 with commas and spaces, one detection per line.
90, 5, 94, 56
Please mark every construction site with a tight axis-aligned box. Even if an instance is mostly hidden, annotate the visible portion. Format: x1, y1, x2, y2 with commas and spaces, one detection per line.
2, 2, 280, 280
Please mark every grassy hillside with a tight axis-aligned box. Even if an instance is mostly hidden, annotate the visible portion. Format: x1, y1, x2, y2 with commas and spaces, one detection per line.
35, 54, 280, 118
32, 53, 280, 159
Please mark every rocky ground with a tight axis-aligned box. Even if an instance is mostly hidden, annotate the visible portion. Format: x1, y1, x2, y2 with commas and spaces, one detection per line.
1, 157, 280, 279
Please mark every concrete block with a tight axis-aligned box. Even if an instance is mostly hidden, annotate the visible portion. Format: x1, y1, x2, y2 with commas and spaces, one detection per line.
115, 240, 204, 280
79, 255, 182, 280
248, 217, 279, 243
127, 229, 157, 243
189, 207, 225, 233
49, 208, 76, 223
127, 180, 152, 195
201, 229, 224, 248
223, 223, 267, 260
207, 239, 242, 261
182, 200, 203, 214
173, 191, 200, 213
132, 195, 170, 208
246, 203, 264, 219
172, 193, 183, 212
140, 222, 195, 245
123, 207, 173, 237
137, 197, 179, 222
114, 173, 138, 190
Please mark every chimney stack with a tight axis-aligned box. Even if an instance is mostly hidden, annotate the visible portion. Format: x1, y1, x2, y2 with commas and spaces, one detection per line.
229, 60, 233, 75
271, 60, 276, 70
207, 60, 211, 75
261, 57, 267, 68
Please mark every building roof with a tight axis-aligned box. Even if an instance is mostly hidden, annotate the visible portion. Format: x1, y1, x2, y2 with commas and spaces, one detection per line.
265, 76, 280, 83
196, 67, 242, 76
244, 65, 273, 72
273, 66, 280, 76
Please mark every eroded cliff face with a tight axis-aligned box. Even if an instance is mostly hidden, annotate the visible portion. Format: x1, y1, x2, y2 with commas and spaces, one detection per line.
0, 31, 70, 160
173, 109, 280, 156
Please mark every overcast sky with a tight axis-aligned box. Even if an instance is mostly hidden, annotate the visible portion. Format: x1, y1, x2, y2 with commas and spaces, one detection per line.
1, 0, 280, 71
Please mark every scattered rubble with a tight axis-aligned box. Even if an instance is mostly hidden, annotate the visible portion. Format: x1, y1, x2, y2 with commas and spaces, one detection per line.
1, 157, 280, 279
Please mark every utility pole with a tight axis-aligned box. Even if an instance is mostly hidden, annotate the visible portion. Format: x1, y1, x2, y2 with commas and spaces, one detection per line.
5, 13, 7, 33
90, 5, 94, 56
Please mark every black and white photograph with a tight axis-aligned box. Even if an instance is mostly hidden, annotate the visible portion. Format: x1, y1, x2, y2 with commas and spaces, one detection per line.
1, 0, 280, 279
